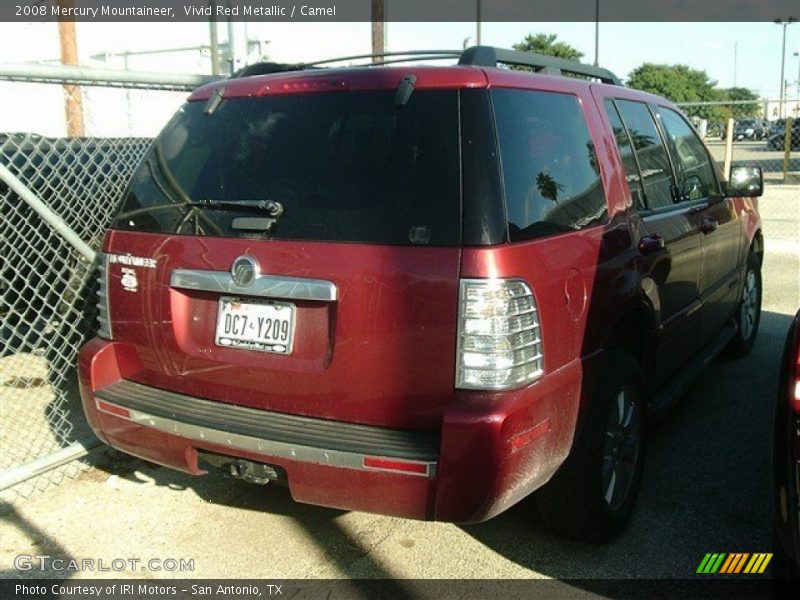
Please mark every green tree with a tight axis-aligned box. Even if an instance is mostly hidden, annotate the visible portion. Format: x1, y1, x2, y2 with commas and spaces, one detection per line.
718, 87, 761, 120
626, 63, 724, 121
513, 33, 584, 61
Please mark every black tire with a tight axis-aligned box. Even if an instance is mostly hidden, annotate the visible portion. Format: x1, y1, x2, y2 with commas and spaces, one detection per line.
772, 540, 799, 598
727, 251, 762, 358
535, 349, 645, 543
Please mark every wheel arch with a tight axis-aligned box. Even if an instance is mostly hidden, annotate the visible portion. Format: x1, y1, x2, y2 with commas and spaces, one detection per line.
751, 229, 764, 266
607, 304, 657, 381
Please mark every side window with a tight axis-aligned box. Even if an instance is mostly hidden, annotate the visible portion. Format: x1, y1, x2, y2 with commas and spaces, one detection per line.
615, 99, 675, 210
658, 108, 719, 201
603, 99, 644, 208
492, 89, 607, 242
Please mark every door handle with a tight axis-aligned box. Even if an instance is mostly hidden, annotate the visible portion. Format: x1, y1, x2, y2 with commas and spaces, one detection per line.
638, 235, 665, 255
700, 218, 718, 234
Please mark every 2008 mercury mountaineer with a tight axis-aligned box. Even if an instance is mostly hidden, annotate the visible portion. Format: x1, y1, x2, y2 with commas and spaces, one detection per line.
79, 47, 764, 542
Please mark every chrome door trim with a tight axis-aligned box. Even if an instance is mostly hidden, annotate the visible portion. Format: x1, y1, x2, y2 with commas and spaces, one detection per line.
170, 269, 337, 302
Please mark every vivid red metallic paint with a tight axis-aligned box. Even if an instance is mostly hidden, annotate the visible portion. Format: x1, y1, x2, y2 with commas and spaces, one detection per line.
78, 65, 763, 523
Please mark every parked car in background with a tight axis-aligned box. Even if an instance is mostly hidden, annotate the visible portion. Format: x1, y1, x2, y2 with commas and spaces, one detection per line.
767, 120, 800, 151
707, 122, 725, 139
78, 46, 765, 543
773, 309, 800, 584
723, 119, 769, 141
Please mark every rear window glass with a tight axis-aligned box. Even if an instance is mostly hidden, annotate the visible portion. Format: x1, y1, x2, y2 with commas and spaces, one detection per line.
114, 90, 461, 245
492, 89, 607, 242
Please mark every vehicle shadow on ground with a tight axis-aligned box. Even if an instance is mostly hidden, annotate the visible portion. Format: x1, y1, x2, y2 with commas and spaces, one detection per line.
81, 447, 419, 596
72, 310, 793, 592
462, 310, 792, 587
0, 501, 76, 579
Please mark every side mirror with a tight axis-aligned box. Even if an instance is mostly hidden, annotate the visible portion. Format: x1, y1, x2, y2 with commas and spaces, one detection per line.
726, 166, 763, 197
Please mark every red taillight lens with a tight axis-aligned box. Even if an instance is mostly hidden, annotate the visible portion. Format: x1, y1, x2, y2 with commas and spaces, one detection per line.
792, 352, 800, 415
259, 79, 349, 95
362, 457, 429, 476
791, 319, 800, 415
96, 399, 130, 419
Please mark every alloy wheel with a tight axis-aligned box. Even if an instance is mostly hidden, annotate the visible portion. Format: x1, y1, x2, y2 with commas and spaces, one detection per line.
602, 387, 640, 511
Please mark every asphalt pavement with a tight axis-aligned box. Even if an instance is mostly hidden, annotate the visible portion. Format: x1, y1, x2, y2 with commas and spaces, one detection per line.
1, 217, 799, 584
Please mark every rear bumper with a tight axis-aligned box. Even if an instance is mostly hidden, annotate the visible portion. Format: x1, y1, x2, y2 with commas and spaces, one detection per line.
79, 338, 582, 522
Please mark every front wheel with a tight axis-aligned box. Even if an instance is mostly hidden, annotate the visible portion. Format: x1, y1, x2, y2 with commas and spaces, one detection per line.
535, 350, 645, 543
727, 251, 762, 358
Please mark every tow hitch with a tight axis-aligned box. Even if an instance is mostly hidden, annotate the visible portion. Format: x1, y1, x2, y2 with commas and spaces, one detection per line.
198, 451, 286, 485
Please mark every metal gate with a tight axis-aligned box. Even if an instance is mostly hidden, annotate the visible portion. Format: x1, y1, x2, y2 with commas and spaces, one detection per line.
0, 63, 216, 501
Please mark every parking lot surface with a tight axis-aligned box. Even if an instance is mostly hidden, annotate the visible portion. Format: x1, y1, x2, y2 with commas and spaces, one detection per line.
1, 201, 799, 582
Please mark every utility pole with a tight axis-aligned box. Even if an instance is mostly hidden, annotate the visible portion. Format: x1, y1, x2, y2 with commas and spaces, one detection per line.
209, 0, 221, 75
371, 0, 384, 62
733, 41, 737, 87
594, 0, 599, 67
476, 0, 481, 45
775, 17, 797, 119
57, 0, 84, 137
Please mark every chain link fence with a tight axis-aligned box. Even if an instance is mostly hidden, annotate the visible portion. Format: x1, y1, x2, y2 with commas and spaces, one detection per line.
678, 100, 800, 244
0, 66, 213, 502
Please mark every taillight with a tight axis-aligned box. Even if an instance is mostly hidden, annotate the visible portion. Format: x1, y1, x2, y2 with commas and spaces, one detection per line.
792, 328, 800, 414
456, 279, 543, 390
96, 253, 113, 340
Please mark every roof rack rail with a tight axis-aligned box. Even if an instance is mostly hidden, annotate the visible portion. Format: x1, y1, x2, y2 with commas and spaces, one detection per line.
234, 47, 622, 86
234, 51, 463, 78
459, 46, 621, 85
301, 50, 463, 68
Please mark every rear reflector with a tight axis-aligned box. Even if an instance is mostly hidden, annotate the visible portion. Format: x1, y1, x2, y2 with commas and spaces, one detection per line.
96, 399, 130, 419
363, 456, 430, 476
509, 418, 551, 452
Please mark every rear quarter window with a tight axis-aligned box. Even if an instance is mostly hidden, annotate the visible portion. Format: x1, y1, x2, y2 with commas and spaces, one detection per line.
491, 88, 607, 242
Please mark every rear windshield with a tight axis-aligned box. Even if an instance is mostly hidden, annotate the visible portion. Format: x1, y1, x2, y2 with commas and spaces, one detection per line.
113, 90, 461, 245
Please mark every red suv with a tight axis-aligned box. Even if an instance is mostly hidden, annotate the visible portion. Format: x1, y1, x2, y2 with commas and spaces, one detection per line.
78, 47, 764, 542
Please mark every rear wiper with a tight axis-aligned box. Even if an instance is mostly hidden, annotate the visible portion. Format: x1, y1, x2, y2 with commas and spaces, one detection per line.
186, 199, 284, 217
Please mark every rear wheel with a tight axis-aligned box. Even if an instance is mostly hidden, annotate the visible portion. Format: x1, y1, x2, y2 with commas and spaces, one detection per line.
772, 540, 800, 596
727, 251, 762, 358
535, 350, 645, 543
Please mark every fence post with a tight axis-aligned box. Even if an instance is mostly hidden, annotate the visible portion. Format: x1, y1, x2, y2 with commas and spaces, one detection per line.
784, 117, 794, 182
723, 117, 735, 179
0, 162, 96, 262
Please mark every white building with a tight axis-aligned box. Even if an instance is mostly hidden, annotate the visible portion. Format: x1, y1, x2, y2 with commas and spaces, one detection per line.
764, 98, 800, 121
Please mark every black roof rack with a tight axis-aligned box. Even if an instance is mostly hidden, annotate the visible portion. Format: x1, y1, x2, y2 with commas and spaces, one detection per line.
234, 46, 621, 86
459, 46, 621, 85
232, 62, 307, 78
302, 50, 463, 68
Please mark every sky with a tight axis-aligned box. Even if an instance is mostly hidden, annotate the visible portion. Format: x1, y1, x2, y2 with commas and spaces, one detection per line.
0, 21, 798, 136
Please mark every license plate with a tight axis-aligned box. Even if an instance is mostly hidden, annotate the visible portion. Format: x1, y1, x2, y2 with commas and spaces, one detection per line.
215, 297, 295, 354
